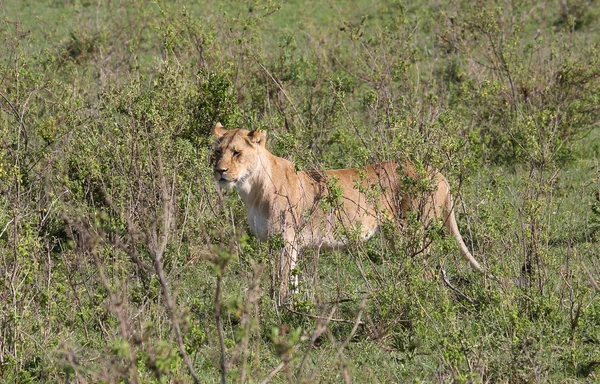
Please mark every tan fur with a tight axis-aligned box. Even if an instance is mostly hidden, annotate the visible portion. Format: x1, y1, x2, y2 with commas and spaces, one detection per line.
213, 123, 488, 303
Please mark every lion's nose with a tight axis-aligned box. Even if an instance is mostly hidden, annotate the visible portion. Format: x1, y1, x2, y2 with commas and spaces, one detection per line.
215, 167, 228, 175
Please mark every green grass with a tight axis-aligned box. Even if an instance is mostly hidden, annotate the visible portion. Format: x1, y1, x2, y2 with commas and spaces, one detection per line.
1, 0, 600, 382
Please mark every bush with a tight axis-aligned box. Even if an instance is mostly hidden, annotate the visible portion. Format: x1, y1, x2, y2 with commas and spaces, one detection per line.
0, 0, 599, 382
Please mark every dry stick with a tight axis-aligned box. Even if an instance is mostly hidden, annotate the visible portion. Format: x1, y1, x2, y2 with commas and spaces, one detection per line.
295, 306, 338, 379
100, 184, 154, 273
150, 157, 200, 384
215, 272, 227, 384
260, 360, 287, 384
596, 157, 600, 203
331, 299, 367, 384
152, 254, 199, 384
580, 257, 600, 293
283, 304, 362, 325
89, 241, 141, 383
460, 198, 476, 265
326, 328, 351, 384
176, 180, 193, 257
62, 215, 140, 381
0, 217, 14, 239
340, 299, 366, 350
583, 160, 600, 292
240, 264, 264, 384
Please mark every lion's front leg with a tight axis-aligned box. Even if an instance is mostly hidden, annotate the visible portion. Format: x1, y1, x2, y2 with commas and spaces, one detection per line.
276, 236, 299, 306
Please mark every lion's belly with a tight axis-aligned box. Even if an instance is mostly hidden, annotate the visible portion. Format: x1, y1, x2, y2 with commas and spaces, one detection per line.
246, 203, 380, 250
298, 229, 346, 250
296, 214, 380, 250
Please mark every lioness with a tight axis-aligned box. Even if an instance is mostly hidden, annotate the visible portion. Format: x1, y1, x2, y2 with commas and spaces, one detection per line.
213, 122, 488, 303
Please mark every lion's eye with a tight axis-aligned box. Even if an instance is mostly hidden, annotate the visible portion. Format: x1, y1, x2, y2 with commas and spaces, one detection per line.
232, 150, 240, 157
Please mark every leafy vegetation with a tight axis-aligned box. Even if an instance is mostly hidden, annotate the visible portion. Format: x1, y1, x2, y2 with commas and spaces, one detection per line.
1, 0, 599, 382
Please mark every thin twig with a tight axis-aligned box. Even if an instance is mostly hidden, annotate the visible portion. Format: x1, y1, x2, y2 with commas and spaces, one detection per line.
240, 263, 264, 384
259, 361, 287, 384
296, 306, 338, 377
215, 274, 227, 384
255, 59, 306, 127
145, 154, 199, 384
440, 267, 474, 304
283, 304, 363, 325
331, 299, 366, 384
580, 258, 600, 293
0, 217, 15, 239
340, 299, 366, 350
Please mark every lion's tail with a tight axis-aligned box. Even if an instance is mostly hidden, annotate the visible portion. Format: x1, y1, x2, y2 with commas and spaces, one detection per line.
446, 193, 514, 287
444, 194, 511, 285
443, 199, 484, 274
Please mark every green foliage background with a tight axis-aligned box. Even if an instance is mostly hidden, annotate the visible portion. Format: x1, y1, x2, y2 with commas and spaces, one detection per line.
1, 0, 600, 382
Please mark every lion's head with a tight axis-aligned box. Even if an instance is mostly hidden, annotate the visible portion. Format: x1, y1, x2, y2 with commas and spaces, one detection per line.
213, 122, 266, 189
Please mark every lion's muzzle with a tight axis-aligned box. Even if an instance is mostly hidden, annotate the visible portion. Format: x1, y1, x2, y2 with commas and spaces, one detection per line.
214, 167, 237, 188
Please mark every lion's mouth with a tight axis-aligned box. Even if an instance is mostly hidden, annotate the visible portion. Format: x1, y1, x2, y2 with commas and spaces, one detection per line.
215, 171, 234, 181
215, 173, 238, 188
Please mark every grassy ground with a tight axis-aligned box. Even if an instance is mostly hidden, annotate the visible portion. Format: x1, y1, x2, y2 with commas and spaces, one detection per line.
1, 0, 600, 382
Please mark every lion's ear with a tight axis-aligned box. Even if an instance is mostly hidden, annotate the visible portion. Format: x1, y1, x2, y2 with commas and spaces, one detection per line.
214, 122, 227, 139
248, 130, 267, 147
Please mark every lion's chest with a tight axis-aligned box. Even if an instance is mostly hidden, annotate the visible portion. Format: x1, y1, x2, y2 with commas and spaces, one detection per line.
247, 205, 270, 241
